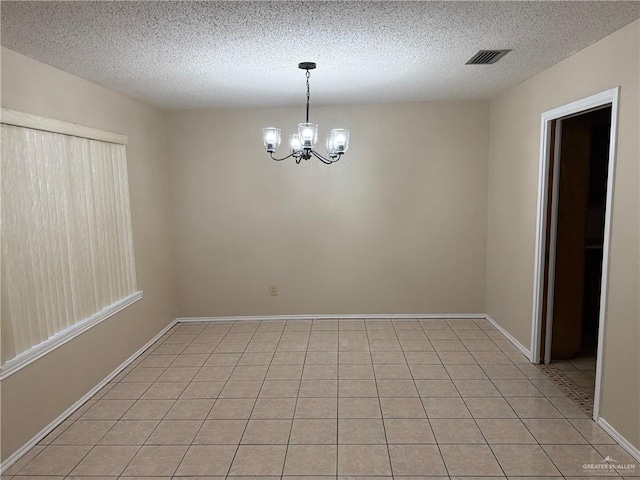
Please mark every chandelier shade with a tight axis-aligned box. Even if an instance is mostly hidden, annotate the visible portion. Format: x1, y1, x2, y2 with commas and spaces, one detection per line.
289, 133, 302, 153
262, 62, 350, 165
330, 128, 349, 154
298, 123, 318, 148
262, 127, 281, 153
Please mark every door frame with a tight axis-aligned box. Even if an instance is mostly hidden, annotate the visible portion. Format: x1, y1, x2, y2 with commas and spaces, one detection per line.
530, 87, 620, 421
542, 119, 562, 365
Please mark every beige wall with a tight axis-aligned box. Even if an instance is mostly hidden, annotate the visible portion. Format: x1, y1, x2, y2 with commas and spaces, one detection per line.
165, 102, 489, 317
0, 47, 177, 461
486, 20, 640, 447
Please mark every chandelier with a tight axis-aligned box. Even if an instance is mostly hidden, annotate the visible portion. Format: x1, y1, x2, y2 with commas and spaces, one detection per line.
262, 62, 350, 164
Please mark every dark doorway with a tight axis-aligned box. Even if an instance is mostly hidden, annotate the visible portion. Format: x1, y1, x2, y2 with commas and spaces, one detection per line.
540, 105, 612, 399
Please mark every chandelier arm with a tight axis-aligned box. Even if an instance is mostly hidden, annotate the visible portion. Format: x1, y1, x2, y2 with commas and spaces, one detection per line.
270, 152, 296, 162
310, 149, 337, 165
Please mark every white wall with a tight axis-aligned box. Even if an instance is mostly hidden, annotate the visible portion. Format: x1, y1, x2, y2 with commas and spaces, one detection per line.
165, 102, 489, 317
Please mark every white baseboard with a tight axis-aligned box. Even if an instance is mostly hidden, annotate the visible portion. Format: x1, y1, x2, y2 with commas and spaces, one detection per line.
484, 314, 533, 361
0, 318, 178, 475
597, 417, 640, 463
178, 313, 487, 322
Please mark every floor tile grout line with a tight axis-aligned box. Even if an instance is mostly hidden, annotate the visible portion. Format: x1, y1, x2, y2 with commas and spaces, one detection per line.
178, 321, 245, 470
22, 436, 93, 478
337, 319, 376, 475
124, 321, 225, 474
461, 322, 544, 478
488, 364, 592, 421
334, 320, 377, 468
118, 321, 232, 477
463, 319, 592, 477
499, 396, 599, 477
435, 318, 570, 477
414, 319, 457, 478
460, 319, 561, 478
279, 318, 307, 477
222, 320, 280, 477
363, 320, 393, 477
24, 322, 191, 478
48, 326, 199, 453
335, 320, 340, 477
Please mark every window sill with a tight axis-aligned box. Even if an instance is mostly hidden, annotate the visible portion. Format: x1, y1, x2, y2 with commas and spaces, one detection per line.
0, 291, 143, 380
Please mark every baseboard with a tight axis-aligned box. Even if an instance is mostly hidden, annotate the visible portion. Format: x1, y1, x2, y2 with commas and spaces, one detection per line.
483, 314, 533, 361
178, 313, 487, 322
597, 417, 640, 463
0, 318, 178, 474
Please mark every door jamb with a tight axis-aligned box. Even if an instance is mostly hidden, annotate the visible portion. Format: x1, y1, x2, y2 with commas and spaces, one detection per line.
530, 87, 620, 421
543, 120, 562, 365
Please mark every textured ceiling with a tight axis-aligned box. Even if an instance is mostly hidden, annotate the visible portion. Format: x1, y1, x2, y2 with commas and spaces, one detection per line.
2, 1, 639, 110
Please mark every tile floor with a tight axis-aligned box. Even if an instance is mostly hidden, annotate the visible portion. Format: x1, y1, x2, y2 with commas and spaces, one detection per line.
556, 357, 598, 398
5, 318, 638, 479
539, 357, 597, 416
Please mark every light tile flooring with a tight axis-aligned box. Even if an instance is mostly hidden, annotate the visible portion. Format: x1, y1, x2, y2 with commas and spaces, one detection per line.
5, 319, 638, 479
541, 357, 597, 416
555, 357, 597, 398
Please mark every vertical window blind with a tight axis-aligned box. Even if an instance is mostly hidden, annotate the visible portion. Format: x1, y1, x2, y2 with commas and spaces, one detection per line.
1, 110, 140, 376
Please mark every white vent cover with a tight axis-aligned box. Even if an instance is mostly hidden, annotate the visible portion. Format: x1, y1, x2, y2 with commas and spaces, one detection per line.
466, 50, 511, 65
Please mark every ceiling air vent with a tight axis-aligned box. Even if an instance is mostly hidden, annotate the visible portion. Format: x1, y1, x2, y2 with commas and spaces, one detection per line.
466, 49, 511, 65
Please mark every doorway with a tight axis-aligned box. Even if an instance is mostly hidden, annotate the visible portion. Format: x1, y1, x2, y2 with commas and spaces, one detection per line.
531, 88, 619, 421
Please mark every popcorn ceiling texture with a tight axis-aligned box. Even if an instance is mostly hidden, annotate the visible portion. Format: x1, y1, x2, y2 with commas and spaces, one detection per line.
1, 1, 638, 110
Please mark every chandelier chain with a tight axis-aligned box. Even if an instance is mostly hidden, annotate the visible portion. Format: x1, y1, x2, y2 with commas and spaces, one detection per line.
305, 69, 311, 123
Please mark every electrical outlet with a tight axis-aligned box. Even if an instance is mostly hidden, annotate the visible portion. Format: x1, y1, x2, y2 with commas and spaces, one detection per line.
269, 285, 278, 296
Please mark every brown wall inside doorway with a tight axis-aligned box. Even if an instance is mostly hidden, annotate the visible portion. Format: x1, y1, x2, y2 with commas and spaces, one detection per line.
550, 107, 611, 360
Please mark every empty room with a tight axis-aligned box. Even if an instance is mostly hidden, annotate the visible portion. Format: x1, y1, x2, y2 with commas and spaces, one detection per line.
1, 1, 639, 478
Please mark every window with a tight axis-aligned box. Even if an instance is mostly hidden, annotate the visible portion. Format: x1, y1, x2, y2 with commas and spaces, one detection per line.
1, 109, 140, 377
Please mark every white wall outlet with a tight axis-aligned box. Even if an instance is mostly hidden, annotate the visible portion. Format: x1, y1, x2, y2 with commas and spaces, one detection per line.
269, 285, 278, 296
